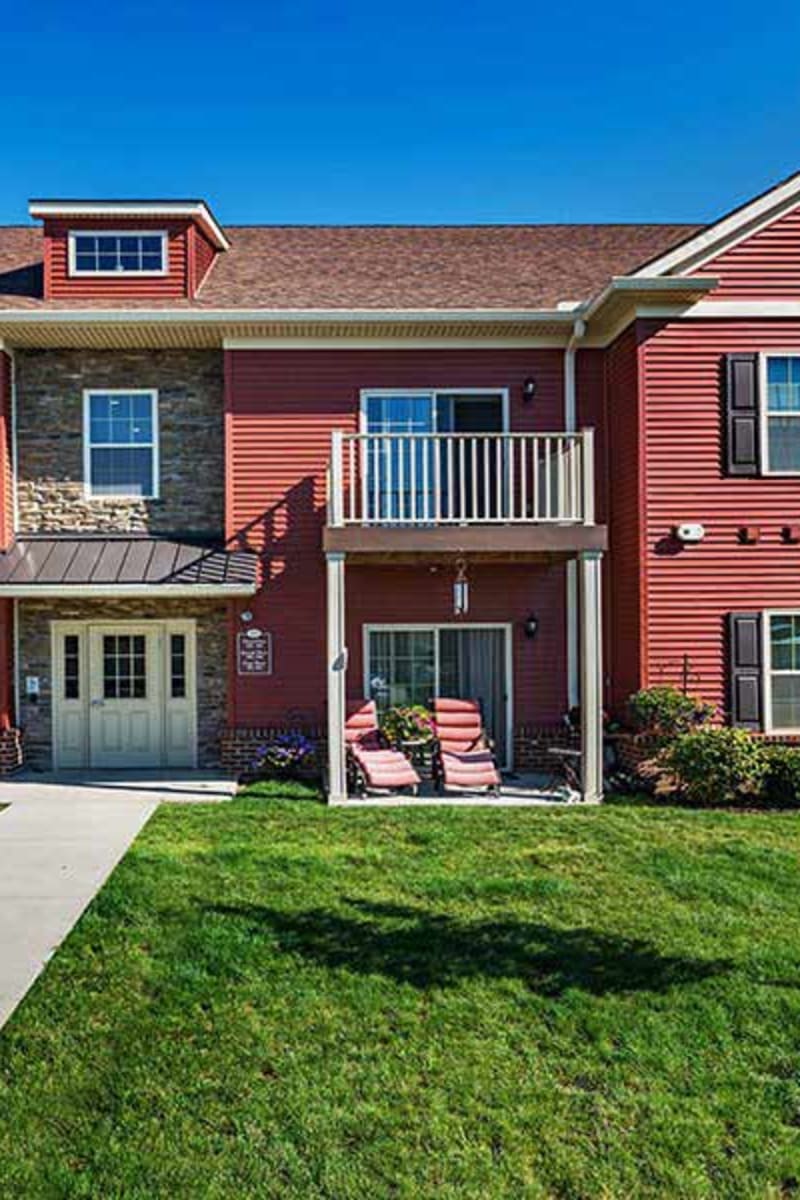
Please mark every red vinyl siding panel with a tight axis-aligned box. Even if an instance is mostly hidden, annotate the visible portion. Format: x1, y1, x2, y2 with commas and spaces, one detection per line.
224, 348, 594, 726
696, 203, 800, 299
0, 353, 13, 552
640, 317, 800, 716
604, 327, 646, 710
43, 217, 191, 299
192, 226, 218, 294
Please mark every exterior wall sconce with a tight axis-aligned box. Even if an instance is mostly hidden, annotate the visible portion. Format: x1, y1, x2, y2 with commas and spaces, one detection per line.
524, 614, 539, 639
522, 377, 536, 402
453, 557, 470, 616
738, 526, 761, 545
783, 526, 800, 544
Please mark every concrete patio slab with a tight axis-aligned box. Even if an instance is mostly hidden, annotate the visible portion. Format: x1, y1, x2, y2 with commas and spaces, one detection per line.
0, 770, 236, 1031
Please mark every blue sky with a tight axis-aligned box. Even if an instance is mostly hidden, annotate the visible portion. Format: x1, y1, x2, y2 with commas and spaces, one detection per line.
3, 0, 800, 226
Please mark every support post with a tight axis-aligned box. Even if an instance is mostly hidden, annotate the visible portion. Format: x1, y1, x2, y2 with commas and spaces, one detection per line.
326, 551, 347, 802
579, 549, 603, 803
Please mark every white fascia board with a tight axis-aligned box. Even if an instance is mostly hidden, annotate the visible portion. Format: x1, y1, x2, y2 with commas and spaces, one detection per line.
0, 583, 256, 598
0, 306, 580, 327
630, 171, 800, 278
582, 275, 718, 322
656, 300, 800, 319
28, 200, 230, 251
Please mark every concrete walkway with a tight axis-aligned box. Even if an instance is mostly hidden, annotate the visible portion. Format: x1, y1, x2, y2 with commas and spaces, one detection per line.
0, 771, 237, 1030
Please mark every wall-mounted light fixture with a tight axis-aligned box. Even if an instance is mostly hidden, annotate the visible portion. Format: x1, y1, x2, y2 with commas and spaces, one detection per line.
524, 614, 539, 639
453, 558, 470, 616
240, 610, 254, 623
522, 377, 537, 402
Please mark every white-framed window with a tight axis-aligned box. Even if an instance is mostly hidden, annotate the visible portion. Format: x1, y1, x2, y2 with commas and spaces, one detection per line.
765, 611, 800, 731
83, 389, 159, 499
68, 230, 167, 276
761, 354, 800, 474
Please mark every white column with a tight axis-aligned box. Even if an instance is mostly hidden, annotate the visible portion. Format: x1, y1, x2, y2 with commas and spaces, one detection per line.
326, 551, 347, 802
579, 549, 603, 803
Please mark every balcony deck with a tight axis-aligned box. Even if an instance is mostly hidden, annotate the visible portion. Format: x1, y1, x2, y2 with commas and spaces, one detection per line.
325, 429, 606, 559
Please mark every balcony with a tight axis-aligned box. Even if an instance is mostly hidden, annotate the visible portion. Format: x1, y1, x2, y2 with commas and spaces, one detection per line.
324, 430, 604, 558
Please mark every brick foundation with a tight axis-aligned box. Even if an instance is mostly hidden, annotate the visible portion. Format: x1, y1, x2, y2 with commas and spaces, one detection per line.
0, 727, 23, 774
221, 724, 325, 778
513, 724, 580, 771
223, 721, 578, 778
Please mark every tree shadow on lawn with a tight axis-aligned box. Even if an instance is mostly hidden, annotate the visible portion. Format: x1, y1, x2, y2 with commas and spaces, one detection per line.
204, 898, 729, 996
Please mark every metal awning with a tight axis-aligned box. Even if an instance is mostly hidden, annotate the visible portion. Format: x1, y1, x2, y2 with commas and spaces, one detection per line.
0, 535, 258, 596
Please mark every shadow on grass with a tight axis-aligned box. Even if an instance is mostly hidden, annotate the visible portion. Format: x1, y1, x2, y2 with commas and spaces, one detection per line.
204, 898, 729, 996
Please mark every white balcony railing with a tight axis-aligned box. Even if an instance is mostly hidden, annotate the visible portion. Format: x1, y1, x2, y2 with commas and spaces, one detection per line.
328, 429, 595, 527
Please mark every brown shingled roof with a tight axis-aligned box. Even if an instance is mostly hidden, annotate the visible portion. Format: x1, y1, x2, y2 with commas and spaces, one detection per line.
0, 222, 702, 311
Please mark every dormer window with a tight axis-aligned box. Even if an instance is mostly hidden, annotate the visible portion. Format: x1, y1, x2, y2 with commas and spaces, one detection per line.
69, 231, 167, 276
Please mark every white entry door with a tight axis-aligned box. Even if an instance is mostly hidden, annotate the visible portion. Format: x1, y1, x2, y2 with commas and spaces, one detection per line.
88, 625, 164, 768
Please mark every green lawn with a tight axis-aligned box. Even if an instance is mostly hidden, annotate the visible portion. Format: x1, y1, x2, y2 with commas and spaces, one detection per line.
2, 790, 800, 1197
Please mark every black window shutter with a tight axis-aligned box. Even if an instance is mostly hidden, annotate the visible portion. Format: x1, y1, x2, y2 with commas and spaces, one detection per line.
728, 612, 763, 730
725, 353, 760, 476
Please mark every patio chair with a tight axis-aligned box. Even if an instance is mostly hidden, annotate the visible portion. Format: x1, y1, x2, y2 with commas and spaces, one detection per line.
345, 700, 420, 797
431, 698, 502, 796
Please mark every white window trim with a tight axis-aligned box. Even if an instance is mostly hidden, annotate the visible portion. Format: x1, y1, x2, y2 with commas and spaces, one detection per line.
759, 352, 800, 476
358, 387, 510, 433
762, 608, 800, 734
83, 388, 160, 501
362, 621, 514, 768
68, 229, 168, 278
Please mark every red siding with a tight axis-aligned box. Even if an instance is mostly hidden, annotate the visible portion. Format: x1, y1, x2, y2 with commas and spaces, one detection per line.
43, 217, 191, 299
0, 353, 13, 552
224, 348, 596, 726
192, 226, 218, 294
347, 563, 567, 724
604, 327, 646, 710
696, 203, 800, 299
640, 317, 800, 716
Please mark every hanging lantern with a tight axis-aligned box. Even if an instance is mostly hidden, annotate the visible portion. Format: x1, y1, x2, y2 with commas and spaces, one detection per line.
453, 557, 470, 616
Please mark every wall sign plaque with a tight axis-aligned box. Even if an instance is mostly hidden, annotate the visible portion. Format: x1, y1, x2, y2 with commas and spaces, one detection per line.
236, 629, 273, 676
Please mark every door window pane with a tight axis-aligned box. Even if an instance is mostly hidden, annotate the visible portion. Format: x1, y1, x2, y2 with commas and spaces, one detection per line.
368, 629, 435, 709
64, 635, 80, 700
170, 634, 186, 698
103, 635, 147, 700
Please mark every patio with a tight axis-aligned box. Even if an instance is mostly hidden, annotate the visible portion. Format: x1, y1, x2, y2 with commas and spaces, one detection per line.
330, 771, 586, 807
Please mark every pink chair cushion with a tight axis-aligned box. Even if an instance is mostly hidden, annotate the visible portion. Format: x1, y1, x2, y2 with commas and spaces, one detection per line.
433, 698, 486, 754
345, 700, 379, 746
440, 750, 500, 789
346, 699, 420, 789
351, 743, 420, 789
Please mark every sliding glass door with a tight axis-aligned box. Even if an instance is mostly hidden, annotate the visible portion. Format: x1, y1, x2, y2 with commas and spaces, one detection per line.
366, 625, 510, 765
363, 391, 505, 522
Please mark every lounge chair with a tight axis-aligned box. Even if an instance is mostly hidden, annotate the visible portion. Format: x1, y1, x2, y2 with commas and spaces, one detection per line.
345, 700, 421, 797
431, 698, 502, 796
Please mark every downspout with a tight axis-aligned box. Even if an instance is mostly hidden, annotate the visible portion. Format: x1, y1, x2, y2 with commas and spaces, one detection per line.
564, 317, 586, 710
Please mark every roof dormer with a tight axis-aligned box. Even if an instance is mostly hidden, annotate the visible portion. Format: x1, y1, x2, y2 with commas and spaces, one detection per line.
28, 199, 229, 300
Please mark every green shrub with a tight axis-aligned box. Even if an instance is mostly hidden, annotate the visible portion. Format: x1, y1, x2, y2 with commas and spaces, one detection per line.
661, 727, 768, 807
628, 685, 714, 740
764, 744, 800, 808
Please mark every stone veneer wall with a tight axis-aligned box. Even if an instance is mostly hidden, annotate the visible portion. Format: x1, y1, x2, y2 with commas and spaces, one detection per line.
15, 348, 224, 534
17, 598, 228, 769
